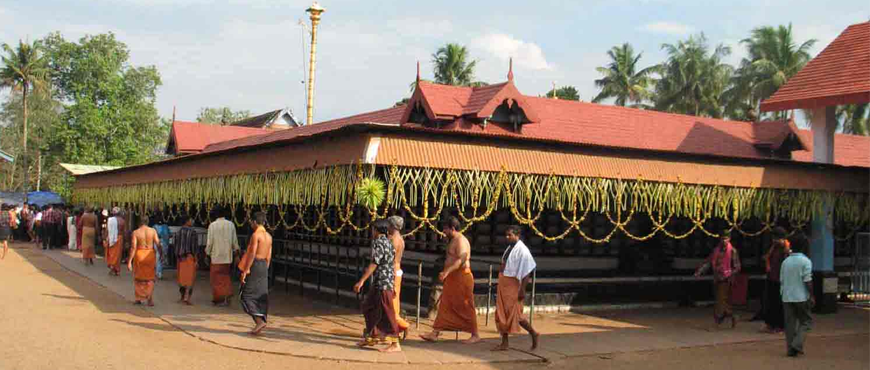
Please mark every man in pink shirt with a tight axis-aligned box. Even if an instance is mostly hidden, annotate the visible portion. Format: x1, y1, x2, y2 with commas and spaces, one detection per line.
695, 230, 741, 328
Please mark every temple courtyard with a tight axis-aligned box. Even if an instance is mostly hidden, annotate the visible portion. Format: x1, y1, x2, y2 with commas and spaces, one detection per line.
0, 241, 866, 370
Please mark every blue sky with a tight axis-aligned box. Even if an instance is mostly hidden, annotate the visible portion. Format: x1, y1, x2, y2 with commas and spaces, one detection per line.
1, 0, 868, 123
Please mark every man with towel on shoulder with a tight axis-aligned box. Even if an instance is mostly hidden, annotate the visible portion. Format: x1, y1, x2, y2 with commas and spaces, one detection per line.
493, 225, 540, 351
104, 207, 124, 276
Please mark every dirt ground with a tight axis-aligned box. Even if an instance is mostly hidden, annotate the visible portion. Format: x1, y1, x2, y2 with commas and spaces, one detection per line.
1, 244, 867, 370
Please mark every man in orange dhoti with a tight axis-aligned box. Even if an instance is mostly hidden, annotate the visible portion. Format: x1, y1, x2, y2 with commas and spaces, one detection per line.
175, 215, 198, 305
104, 208, 124, 276
493, 226, 539, 351
421, 216, 480, 344
206, 208, 239, 306
128, 215, 162, 306
80, 208, 97, 265
387, 216, 410, 338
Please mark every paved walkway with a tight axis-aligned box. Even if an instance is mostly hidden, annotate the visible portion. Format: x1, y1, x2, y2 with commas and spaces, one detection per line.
40, 246, 870, 365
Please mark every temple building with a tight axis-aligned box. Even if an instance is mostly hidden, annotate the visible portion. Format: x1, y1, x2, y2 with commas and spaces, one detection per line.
73, 22, 870, 308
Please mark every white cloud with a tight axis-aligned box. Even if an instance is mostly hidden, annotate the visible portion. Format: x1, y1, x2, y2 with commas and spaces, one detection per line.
471, 33, 552, 71
640, 21, 694, 36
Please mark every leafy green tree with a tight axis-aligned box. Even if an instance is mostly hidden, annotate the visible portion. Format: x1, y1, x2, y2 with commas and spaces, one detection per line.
545, 86, 581, 101
42, 32, 165, 167
0, 89, 62, 191
432, 43, 480, 86
0, 39, 50, 196
655, 34, 734, 118
592, 43, 657, 107
197, 107, 252, 125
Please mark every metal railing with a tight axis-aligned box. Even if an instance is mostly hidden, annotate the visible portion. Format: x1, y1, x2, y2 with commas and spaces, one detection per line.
850, 233, 870, 305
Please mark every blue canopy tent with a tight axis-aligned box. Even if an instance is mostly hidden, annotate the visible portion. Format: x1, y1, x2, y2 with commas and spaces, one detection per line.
0, 191, 64, 207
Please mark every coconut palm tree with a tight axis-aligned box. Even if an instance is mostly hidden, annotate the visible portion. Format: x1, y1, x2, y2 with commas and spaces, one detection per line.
837, 104, 869, 136
431, 43, 478, 86
0, 40, 50, 197
592, 43, 658, 107
742, 24, 816, 102
655, 34, 734, 118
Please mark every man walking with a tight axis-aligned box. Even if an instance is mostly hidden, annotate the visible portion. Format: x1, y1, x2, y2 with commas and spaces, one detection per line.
206, 208, 239, 306
353, 219, 401, 352
104, 207, 124, 276
239, 212, 272, 335
695, 230, 741, 328
67, 208, 78, 251
420, 216, 480, 343
387, 215, 411, 338
42, 205, 59, 250
781, 234, 814, 357
80, 207, 97, 265
128, 215, 163, 306
175, 215, 199, 305
493, 225, 540, 351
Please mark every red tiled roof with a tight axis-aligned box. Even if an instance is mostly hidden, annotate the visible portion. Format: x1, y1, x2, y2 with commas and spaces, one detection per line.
201, 106, 406, 153
403, 97, 811, 163
195, 82, 868, 169
169, 121, 272, 154
792, 130, 870, 168
761, 22, 870, 112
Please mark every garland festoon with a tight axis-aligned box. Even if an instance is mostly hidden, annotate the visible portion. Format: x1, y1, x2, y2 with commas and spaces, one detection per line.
72, 164, 870, 242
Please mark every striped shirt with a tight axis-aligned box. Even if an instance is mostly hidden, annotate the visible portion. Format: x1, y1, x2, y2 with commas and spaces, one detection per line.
175, 226, 199, 258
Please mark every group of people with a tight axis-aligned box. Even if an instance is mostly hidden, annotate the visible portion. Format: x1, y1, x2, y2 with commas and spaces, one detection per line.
695, 227, 816, 357
38, 202, 818, 357
354, 216, 539, 353
0, 203, 84, 259
0, 203, 72, 251
77, 206, 272, 335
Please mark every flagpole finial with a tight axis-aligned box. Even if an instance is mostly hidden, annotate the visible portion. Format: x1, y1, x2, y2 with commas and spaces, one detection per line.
507, 57, 514, 81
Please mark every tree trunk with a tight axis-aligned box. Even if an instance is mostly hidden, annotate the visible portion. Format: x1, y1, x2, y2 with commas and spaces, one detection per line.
36, 151, 42, 191
22, 85, 29, 202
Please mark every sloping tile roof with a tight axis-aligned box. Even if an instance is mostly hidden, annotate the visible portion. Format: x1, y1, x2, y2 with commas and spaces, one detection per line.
59, 163, 121, 176
792, 131, 870, 167
403, 97, 809, 163
198, 86, 867, 168
169, 121, 272, 154
230, 109, 282, 128
761, 22, 870, 111
201, 106, 407, 153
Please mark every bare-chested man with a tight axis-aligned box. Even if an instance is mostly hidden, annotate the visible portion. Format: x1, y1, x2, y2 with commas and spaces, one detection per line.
239, 211, 273, 335
80, 207, 98, 265
421, 216, 480, 343
387, 216, 411, 338
127, 215, 163, 306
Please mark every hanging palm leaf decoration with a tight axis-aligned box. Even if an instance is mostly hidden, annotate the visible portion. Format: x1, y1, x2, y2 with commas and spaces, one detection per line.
357, 177, 386, 211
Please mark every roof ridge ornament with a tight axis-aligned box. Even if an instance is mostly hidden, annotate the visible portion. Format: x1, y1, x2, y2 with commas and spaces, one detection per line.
507, 57, 514, 81
416, 60, 421, 85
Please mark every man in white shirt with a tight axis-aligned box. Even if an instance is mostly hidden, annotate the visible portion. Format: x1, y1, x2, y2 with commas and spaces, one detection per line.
205, 208, 239, 306
493, 225, 540, 351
